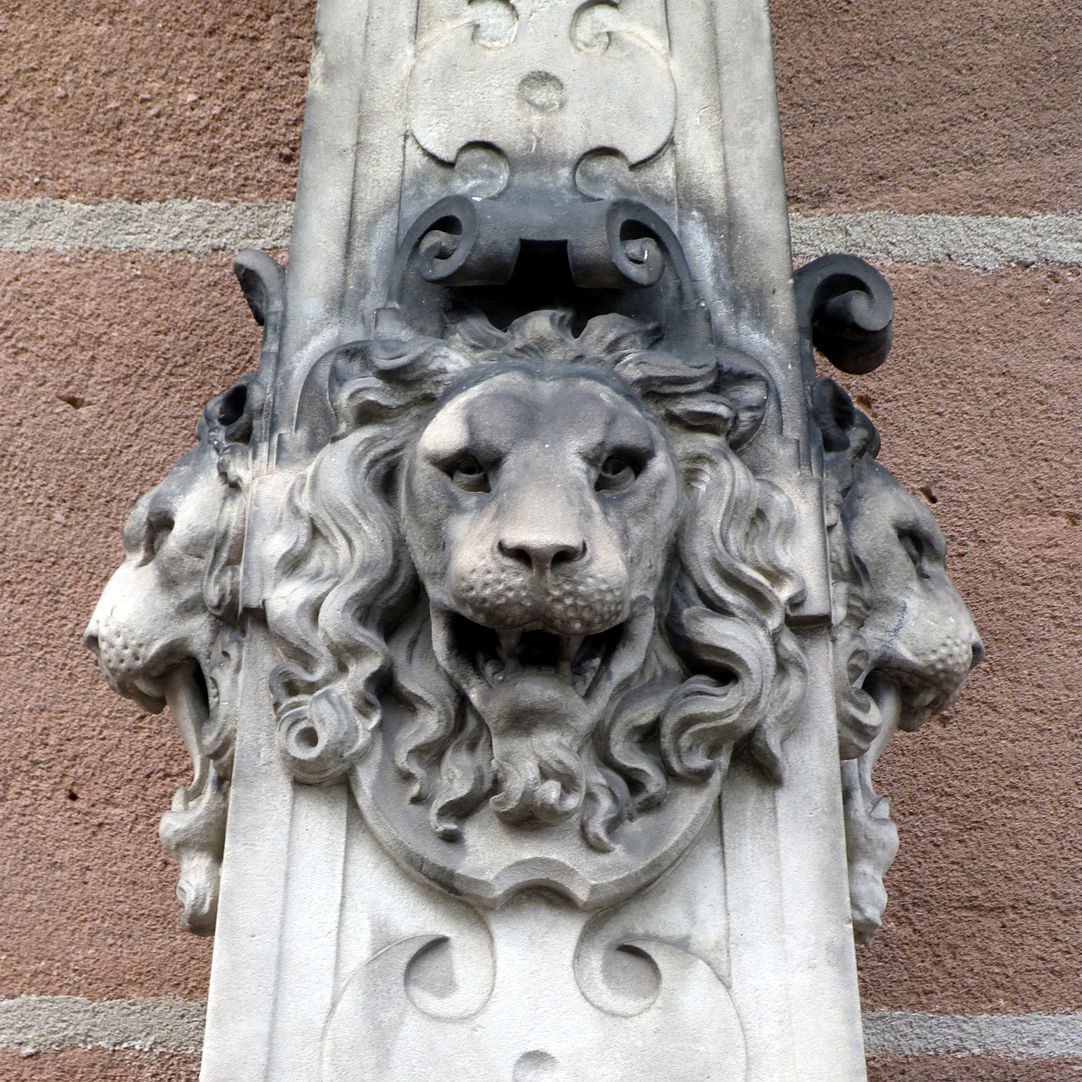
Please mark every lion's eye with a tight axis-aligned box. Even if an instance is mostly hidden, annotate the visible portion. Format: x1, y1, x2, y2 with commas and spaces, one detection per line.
450, 456, 490, 493
139, 511, 175, 565
595, 455, 638, 492
897, 529, 931, 579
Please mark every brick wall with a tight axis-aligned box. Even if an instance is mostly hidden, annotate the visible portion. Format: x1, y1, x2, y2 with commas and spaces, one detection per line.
0, 2, 1078, 1078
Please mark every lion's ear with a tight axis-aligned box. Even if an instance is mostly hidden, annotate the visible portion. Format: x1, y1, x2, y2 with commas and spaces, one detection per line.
812, 378, 880, 460
716, 354, 771, 450
202, 374, 264, 454
201, 374, 266, 476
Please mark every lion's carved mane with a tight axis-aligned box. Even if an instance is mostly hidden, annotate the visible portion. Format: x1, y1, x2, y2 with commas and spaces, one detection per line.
266, 311, 807, 850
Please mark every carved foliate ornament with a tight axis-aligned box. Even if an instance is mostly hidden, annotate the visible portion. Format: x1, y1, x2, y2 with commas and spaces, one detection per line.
409, 2, 676, 178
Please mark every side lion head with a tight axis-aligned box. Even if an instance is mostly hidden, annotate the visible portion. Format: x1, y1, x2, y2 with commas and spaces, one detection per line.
817, 378, 983, 942
817, 378, 983, 754
85, 376, 260, 932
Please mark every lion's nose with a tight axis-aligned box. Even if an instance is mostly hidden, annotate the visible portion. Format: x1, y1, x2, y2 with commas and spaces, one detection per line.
497, 536, 587, 574
970, 638, 985, 669
84, 622, 101, 658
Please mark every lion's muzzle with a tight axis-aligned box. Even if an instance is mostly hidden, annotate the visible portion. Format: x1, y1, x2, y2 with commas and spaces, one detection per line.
451, 553, 630, 638
442, 523, 633, 701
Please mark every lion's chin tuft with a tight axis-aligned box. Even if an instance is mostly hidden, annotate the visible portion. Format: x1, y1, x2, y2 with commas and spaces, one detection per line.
490, 735, 586, 826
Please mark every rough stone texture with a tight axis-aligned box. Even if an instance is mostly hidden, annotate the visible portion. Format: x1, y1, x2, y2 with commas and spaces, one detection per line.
789, 213, 1082, 272
192, 4, 871, 1075
867, 1057, 1082, 1082
0, 252, 261, 998
0, 199, 294, 255
0, 1049, 198, 1081
0, 996, 204, 1055
863, 1012, 1082, 1059
836, 264, 1082, 1013
4, 1049, 1082, 1081
0, 5, 1073, 1077
0, 1, 313, 202
772, 0, 1082, 214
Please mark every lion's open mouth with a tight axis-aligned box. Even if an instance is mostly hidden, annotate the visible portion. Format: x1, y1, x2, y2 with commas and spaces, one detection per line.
136, 656, 217, 723
449, 615, 626, 697
864, 665, 959, 734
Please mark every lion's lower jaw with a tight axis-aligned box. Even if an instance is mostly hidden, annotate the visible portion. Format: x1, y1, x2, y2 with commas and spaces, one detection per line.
93, 650, 174, 714
870, 665, 969, 732
91, 629, 221, 721
844, 653, 970, 752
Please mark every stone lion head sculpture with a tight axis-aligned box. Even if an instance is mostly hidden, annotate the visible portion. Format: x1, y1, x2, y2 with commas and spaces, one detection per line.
817, 378, 983, 757
817, 378, 983, 941
266, 311, 807, 851
85, 376, 260, 932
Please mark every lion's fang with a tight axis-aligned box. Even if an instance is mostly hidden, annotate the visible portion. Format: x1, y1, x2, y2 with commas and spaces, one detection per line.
559, 635, 584, 677
573, 655, 602, 694
497, 629, 522, 663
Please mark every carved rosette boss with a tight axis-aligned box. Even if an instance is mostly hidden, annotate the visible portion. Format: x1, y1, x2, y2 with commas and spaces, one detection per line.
87, 3, 981, 1079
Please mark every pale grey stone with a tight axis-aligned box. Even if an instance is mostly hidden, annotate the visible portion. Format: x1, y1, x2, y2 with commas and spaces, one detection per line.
7, 998, 1080, 1060
863, 1012, 1082, 1059
816, 380, 982, 942
790, 211, 1082, 271
0, 996, 205, 1055
0, 198, 292, 253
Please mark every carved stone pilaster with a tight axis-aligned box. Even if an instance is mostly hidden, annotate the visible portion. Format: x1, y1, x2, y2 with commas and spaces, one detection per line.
88, 2, 981, 1079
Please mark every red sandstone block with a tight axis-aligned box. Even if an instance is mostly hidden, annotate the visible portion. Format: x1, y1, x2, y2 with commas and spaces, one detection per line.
0, 1, 1077, 213
867, 1055, 1082, 1081
772, 0, 1081, 214
0, 1, 313, 202
2, 1051, 1080, 1081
